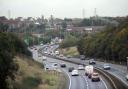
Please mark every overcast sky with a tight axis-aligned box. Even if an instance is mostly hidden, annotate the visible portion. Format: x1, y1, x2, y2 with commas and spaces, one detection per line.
0, 0, 128, 19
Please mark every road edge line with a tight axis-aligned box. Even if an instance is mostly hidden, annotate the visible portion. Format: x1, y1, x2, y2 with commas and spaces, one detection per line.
100, 77, 108, 89
64, 70, 71, 89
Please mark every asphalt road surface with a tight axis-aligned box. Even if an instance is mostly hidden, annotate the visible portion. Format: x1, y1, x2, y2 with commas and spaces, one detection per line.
45, 57, 108, 89
47, 44, 128, 86
29, 45, 113, 89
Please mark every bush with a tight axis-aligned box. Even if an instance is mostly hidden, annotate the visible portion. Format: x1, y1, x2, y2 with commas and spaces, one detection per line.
22, 76, 42, 89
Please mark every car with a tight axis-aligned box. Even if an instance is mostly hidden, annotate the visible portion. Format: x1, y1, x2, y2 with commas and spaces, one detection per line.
44, 51, 48, 54
80, 55, 85, 60
103, 64, 111, 70
59, 54, 64, 57
89, 59, 96, 65
42, 56, 47, 61
125, 74, 128, 81
45, 64, 51, 70
78, 65, 84, 70
91, 73, 100, 82
55, 51, 59, 55
40, 43, 43, 46
71, 70, 79, 76
48, 52, 51, 55
52, 63, 58, 69
60, 63, 66, 68
68, 67, 74, 72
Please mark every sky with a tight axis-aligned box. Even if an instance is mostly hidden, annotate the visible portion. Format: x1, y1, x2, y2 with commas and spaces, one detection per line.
0, 0, 128, 19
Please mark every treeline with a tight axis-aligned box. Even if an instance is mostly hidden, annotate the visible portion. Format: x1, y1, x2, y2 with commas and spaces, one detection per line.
59, 31, 85, 48
77, 22, 128, 63
0, 32, 31, 89
60, 35, 79, 48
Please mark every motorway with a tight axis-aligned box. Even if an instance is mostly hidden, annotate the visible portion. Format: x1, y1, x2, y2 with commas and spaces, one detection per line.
45, 57, 108, 89
29, 45, 110, 89
47, 44, 128, 86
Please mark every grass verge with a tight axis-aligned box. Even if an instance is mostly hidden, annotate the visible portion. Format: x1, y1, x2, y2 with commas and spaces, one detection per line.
59, 46, 79, 57
12, 55, 67, 89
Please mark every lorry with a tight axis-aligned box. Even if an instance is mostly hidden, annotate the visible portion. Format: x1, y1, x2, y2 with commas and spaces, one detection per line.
85, 65, 94, 78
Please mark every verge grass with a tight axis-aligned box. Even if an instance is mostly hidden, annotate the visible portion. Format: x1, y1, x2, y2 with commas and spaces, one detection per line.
13, 55, 67, 89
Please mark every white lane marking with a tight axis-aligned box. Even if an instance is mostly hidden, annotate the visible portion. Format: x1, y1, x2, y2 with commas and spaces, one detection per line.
65, 70, 71, 89
83, 76, 89, 89
100, 77, 108, 89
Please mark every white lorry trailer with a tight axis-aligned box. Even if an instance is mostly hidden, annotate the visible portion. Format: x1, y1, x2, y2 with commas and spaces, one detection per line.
85, 65, 94, 78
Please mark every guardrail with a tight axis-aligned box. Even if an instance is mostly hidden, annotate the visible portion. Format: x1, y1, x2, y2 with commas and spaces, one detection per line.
95, 68, 128, 89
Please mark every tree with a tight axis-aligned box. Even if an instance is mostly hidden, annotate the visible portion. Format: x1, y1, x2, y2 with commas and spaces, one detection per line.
0, 23, 9, 32
77, 20, 128, 63
0, 32, 31, 89
60, 35, 78, 48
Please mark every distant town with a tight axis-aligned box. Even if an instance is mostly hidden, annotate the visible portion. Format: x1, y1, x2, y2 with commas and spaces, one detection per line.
1, 15, 127, 34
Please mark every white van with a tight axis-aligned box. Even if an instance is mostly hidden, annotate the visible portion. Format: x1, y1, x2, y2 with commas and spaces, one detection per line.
85, 65, 93, 77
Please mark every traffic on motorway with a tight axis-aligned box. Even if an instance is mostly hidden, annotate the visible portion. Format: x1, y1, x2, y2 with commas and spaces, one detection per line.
28, 44, 128, 89
28, 45, 109, 89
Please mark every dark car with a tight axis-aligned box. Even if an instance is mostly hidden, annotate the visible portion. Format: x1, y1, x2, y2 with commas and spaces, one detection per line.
89, 59, 96, 65
80, 55, 85, 60
60, 63, 66, 68
68, 67, 74, 72
103, 64, 111, 70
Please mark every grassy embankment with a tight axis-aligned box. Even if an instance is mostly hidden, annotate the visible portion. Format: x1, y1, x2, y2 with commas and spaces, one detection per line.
59, 46, 79, 57
13, 55, 67, 89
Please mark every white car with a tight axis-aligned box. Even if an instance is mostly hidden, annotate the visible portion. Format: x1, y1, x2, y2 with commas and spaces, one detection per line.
78, 65, 84, 70
55, 51, 59, 55
42, 56, 47, 61
40, 43, 43, 46
44, 51, 48, 54
71, 70, 79, 76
